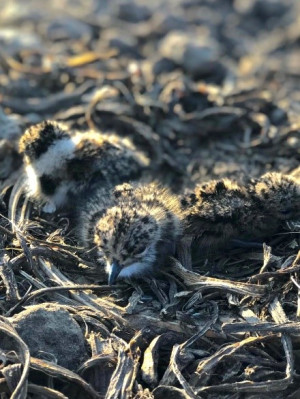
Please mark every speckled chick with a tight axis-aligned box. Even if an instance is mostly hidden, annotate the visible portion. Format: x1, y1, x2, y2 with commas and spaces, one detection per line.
79, 182, 182, 284
247, 172, 300, 236
17, 120, 149, 213
181, 172, 300, 252
181, 178, 251, 251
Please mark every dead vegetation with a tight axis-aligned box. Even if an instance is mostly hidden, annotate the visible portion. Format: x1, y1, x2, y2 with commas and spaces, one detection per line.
0, 0, 300, 398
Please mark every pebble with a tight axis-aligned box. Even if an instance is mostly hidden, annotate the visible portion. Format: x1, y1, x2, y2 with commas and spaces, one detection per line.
0, 28, 41, 55
159, 31, 219, 76
117, 2, 152, 23
12, 303, 87, 370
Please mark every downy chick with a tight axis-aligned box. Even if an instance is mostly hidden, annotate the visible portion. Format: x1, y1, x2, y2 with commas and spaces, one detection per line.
181, 172, 300, 253
10, 120, 149, 223
181, 178, 251, 252
247, 172, 300, 236
79, 182, 182, 284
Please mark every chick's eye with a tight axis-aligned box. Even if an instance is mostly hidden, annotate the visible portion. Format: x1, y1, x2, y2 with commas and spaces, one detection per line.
280, 208, 292, 215
135, 247, 149, 258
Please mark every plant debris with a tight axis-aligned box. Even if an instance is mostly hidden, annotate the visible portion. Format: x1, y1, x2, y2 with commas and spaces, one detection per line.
0, 0, 300, 398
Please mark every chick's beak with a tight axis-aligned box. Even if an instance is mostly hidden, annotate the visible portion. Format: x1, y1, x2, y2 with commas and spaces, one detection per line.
108, 261, 122, 285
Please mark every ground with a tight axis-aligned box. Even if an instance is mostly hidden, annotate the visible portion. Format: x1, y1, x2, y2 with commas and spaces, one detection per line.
0, 0, 300, 398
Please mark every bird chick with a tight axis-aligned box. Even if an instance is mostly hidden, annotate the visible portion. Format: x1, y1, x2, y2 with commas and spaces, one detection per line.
79, 182, 182, 284
181, 172, 300, 253
10, 120, 149, 222
181, 178, 251, 251
247, 172, 300, 235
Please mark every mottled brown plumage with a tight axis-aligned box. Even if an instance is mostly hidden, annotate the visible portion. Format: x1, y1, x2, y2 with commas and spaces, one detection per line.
247, 172, 300, 235
79, 182, 182, 284
181, 172, 300, 252
11, 120, 149, 218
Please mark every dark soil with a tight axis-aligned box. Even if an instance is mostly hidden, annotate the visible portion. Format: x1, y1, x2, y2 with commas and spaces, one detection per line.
0, 0, 299, 398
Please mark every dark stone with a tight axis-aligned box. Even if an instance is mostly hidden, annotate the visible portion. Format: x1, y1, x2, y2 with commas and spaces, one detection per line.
12, 303, 87, 370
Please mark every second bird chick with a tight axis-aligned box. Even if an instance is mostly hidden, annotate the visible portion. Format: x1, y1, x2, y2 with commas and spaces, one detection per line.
181, 178, 251, 251
79, 182, 183, 285
181, 172, 300, 253
248, 172, 300, 234
10, 120, 149, 221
